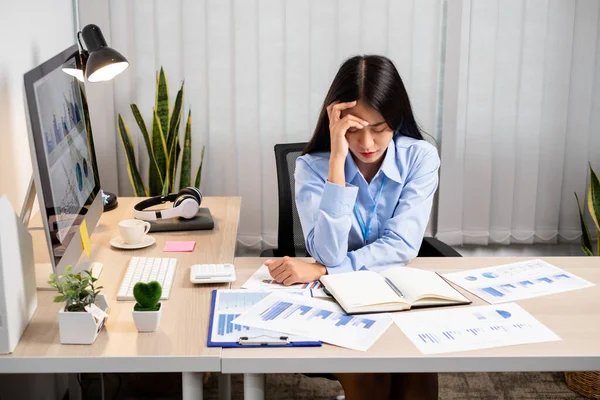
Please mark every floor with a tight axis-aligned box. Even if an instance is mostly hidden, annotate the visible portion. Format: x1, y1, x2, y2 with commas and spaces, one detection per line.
79, 371, 588, 399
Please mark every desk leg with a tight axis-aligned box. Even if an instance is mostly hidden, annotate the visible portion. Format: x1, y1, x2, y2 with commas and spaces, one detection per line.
218, 373, 231, 400
67, 374, 82, 400
244, 373, 265, 400
182, 372, 203, 400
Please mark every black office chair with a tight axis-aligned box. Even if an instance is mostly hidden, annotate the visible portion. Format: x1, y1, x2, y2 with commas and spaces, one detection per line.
260, 142, 461, 258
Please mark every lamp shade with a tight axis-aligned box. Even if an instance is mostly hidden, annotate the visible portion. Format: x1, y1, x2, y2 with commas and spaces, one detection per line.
61, 51, 86, 82
80, 24, 129, 82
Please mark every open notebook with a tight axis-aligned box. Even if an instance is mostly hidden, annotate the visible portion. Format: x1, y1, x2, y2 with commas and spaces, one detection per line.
320, 267, 472, 314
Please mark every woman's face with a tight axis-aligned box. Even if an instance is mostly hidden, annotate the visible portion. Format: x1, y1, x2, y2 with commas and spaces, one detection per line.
341, 100, 394, 165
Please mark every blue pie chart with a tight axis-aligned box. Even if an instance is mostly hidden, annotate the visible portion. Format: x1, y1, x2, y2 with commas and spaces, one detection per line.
482, 272, 499, 279
495, 310, 512, 319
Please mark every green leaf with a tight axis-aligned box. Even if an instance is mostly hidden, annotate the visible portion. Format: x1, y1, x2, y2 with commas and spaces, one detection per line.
587, 162, 600, 232
168, 82, 184, 154
575, 192, 594, 256
167, 120, 180, 193
152, 109, 168, 195
162, 174, 170, 196
131, 104, 164, 195
117, 114, 147, 196
133, 281, 162, 309
53, 295, 64, 303
179, 110, 192, 188
156, 67, 169, 143
194, 145, 205, 189
167, 83, 184, 191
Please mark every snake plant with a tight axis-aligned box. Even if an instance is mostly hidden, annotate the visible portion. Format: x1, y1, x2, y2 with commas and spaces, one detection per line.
575, 163, 600, 256
117, 67, 204, 196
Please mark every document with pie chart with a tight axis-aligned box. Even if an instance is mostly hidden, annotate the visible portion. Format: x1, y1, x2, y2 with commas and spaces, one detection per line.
391, 303, 560, 354
442, 259, 595, 304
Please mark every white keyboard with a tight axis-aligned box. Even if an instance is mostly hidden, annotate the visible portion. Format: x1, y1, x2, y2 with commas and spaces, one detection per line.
117, 257, 177, 301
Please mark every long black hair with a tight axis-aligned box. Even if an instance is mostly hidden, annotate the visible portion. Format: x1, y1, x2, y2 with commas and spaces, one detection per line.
303, 55, 423, 155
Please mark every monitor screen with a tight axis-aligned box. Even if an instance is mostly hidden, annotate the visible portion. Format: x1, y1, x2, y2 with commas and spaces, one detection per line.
24, 45, 103, 273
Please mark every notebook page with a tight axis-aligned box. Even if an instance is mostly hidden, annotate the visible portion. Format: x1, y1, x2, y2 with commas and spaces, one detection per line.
321, 271, 403, 309
382, 267, 466, 304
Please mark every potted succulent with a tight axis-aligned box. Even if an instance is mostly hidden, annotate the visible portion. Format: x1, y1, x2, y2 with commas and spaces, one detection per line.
48, 266, 108, 344
132, 281, 162, 332
565, 162, 600, 399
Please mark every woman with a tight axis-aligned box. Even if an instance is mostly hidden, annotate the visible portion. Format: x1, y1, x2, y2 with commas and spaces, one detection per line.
265, 55, 439, 400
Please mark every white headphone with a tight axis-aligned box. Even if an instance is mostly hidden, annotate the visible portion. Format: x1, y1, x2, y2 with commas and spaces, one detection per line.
133, 187, 202, 221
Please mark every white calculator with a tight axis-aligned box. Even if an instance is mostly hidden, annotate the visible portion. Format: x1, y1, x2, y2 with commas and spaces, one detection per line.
190, 263, 236, 284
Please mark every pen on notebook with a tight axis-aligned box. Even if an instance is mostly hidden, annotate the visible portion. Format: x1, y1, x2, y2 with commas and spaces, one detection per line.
385, 277, 404, 298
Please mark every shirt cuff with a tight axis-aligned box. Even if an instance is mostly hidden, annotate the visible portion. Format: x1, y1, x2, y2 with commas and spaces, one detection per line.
325, 256, 354, 274
319, 181, 358, 216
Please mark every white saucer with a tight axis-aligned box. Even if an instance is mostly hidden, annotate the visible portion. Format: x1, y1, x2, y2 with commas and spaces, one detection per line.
110, 235, 156, 250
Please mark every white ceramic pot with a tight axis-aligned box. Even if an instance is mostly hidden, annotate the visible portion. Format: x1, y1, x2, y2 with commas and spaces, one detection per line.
57, 294, 109, 345
132, 304, 162, 332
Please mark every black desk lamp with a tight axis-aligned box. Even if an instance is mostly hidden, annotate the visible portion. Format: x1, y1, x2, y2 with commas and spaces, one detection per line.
62, 24, 129, 212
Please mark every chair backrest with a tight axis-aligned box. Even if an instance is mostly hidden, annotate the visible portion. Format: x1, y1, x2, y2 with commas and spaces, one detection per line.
274, 142, 309, 257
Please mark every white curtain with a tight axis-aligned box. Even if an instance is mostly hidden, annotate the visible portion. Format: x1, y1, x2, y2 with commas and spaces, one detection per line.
91, 0, 444, 250
437, 0, 600, 246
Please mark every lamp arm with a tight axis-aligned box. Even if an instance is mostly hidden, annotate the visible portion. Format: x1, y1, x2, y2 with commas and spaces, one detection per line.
77, 31, 87, 53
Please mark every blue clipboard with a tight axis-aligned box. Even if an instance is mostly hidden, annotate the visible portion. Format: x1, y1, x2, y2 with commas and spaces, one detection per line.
207, 289, 321, 348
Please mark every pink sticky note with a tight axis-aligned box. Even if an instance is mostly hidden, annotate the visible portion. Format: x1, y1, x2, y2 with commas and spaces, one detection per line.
163, 241, 196, 252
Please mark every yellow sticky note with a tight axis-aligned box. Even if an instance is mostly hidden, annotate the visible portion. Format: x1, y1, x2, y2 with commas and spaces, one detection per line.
80, 220, 91, 257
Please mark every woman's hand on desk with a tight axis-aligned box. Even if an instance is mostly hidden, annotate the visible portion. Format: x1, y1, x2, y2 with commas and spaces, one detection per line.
265, 257, 327, 285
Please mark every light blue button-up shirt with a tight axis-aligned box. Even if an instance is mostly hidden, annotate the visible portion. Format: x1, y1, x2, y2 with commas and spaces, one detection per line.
295, 135, 440, 274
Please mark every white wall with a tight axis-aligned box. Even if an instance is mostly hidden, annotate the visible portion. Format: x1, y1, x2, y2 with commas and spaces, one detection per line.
0, 0, 75, 214
0, 2, 74, 397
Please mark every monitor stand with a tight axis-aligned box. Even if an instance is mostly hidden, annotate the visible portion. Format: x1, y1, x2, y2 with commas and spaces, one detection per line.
21, 178, 105, 290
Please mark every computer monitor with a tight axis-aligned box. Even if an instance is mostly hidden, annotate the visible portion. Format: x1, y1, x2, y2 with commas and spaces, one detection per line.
23, 44, 104, 277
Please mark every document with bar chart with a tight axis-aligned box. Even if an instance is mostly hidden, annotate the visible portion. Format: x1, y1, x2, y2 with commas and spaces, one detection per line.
241, 264, 329, 298
442, 259, 595, 304
391, 303, 560, 354
232, 291, 392, 351
208, 290, 320, 348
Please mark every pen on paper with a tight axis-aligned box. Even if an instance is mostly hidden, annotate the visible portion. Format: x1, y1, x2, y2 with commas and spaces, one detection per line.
385, 277, 404, 297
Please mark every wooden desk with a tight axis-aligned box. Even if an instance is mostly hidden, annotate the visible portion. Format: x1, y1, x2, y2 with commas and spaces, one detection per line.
223, 257, 600, 400
0, 197, 241, 400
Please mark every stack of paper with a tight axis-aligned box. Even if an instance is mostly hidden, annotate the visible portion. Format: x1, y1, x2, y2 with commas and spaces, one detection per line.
208, 289, 317, 347
232, 291, 392, 351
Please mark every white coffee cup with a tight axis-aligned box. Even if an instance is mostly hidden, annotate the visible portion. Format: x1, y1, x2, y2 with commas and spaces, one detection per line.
118, 219, 151, 244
